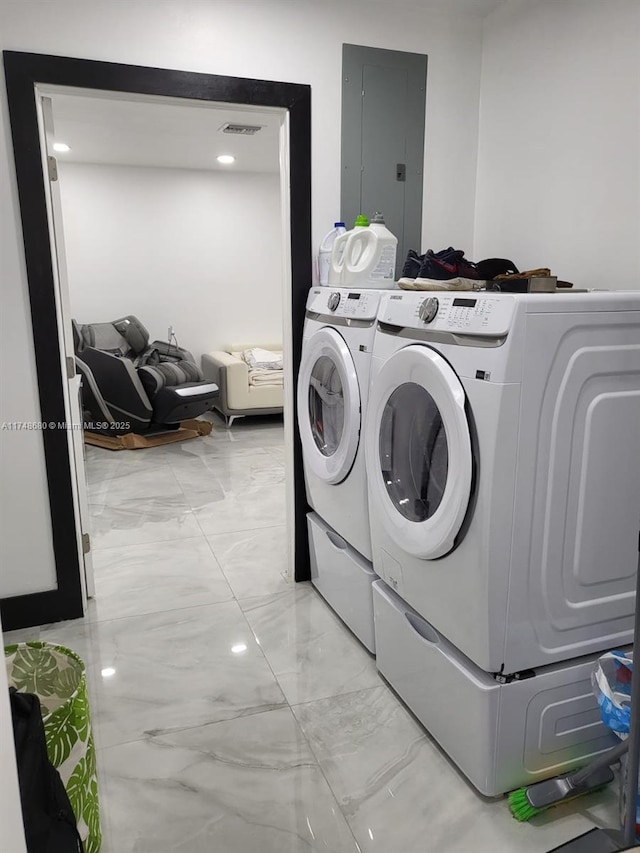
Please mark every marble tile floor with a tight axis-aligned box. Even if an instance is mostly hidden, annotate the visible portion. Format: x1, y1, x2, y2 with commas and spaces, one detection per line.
4, 414, 618, 852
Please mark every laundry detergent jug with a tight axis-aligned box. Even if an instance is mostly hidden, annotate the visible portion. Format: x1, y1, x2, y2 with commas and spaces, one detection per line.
318, 221, 346, 286
342, 212, 397, 288
328, 214, 369, 286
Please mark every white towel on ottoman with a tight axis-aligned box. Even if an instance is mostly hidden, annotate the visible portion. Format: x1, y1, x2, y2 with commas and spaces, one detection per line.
249, 368, 285, 387
242, 348, 283, 370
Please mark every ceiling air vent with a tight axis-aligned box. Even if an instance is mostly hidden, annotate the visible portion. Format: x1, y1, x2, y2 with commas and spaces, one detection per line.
221, 123, 263, 136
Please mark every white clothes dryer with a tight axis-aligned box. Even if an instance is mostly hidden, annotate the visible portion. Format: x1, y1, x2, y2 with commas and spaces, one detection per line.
365, 289, 640, 793
298, 287, 387, 651
366, 289, 640, 674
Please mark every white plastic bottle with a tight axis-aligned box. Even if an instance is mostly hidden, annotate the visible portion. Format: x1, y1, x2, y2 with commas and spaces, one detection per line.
342, 212, 398, 288
328, 214, 369, 286
318, 222, 346, 286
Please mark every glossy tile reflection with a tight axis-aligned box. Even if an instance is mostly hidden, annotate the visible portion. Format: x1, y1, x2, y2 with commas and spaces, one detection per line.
5, 415, 618, 852
90, 537, 234, 621
191, 482, 286, 535
207, 525, 290, 599
88, 464, 182, 502
89, 495, 202, 549
91, 601, 287, 748
292, 686, 617, 852
171, 451, 284, 497
101, 708, 360, 853
241, 584, 380, 705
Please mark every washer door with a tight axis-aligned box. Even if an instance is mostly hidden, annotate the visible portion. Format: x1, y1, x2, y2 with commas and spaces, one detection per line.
366, 345, 473, 559
297, 327, 361, 485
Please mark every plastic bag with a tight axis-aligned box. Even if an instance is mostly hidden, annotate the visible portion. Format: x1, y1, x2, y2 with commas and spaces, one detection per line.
592, 649, 633, 734
592, 649, 638, 840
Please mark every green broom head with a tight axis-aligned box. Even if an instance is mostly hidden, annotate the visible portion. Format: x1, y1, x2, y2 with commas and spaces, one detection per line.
508, 782, 611, 822
508, 787, 541, 822
507, 746, 618, 823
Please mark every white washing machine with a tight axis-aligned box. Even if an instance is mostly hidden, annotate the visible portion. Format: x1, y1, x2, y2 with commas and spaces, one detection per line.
366, 289, 640, 793
298, 287, 387, 652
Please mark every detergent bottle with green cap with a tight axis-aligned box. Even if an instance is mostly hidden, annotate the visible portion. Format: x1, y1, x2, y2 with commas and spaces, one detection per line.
328, 214, 369, 285
342, 211, 398, 288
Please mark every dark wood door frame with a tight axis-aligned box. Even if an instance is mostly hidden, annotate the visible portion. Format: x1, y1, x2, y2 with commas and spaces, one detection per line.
2, 51, 312, 631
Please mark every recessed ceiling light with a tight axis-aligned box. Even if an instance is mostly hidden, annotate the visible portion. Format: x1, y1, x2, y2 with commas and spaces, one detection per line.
53, 142, 71, 153
231, 643, 247, 655
101, 667, 116, 678
217, 154, 235, 165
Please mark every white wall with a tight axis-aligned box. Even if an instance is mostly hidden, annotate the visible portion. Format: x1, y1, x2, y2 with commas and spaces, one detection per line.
0, 67, 57, 599
474, 0, 640, 289
59, 163, 283, 361
1, 0, 484, 265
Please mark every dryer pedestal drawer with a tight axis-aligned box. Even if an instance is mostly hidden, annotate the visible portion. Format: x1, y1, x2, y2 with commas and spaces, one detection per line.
308, 512, 377, 653
373, 580, 621, 796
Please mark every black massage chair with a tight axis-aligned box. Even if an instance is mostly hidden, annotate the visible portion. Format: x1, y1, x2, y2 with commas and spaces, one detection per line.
73, 315, 219, 435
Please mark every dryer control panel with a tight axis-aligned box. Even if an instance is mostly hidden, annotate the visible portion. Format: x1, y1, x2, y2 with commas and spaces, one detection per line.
380, 293, 516, 336
307, 288, 381, 321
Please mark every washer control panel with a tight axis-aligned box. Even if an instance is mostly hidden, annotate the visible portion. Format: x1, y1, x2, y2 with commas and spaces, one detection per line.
307, 288, 381, 321
380, 292, 515, 336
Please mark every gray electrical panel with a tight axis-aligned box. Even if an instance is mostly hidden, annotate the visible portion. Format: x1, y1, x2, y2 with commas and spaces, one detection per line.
341, 44, 427, 277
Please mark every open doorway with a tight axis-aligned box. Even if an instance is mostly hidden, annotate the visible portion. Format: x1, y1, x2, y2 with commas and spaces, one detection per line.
45, 86, 291, 611
1, 51, 311, 631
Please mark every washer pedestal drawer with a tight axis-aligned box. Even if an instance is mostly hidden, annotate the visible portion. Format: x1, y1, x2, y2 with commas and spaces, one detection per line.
308, 512, 377, 653
373, 580, 621, 796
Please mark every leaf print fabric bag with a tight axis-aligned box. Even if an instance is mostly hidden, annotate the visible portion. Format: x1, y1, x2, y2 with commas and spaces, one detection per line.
5, 642, 101, 853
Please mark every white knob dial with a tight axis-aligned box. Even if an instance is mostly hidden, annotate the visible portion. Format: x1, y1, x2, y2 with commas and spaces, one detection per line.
328, 292, 341, 312
419, 297, 439, 324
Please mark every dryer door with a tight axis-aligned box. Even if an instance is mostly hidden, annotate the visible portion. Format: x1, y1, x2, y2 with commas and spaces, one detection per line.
297, 327, 361, 485
366, 345, 473, 559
